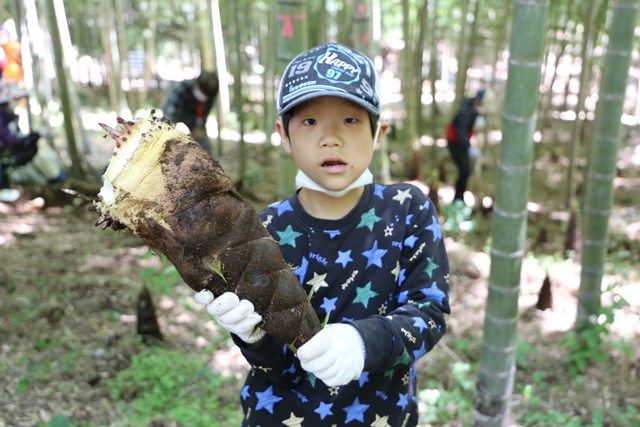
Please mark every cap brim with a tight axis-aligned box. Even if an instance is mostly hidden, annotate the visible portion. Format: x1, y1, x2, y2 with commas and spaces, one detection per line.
279, 90, 379, 116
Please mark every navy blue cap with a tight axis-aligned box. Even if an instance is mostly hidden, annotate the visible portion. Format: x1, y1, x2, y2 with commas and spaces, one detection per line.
277, 43, 381, 116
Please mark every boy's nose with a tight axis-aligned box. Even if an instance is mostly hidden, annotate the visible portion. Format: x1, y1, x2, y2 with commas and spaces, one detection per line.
319, 125, 344, 147
320, 136, 342, 147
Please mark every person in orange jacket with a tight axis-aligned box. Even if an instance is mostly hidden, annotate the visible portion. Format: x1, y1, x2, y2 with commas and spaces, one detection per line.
0, 26, 23, 83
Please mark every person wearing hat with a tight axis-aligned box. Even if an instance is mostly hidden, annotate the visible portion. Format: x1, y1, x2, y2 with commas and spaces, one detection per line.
160, 70, 219, 154
445, 89, 486, 206
0, 82, 40, 202
194, 43, 450, 426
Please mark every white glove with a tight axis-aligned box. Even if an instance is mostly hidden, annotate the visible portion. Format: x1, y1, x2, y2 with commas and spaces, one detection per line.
297, 323, 366, 387
195, 290, 266, 343
468, 146, 480, 159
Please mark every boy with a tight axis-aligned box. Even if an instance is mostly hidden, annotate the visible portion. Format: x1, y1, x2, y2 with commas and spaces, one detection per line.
196, 43, 450, 426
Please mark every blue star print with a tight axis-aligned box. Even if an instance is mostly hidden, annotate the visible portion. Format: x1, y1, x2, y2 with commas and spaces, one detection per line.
344, 397, 369, 423
398, 290, 409, 303
425, 215, 442, 241
412, 316, 428, 332
357, 371, 370, 387
255, 386, 282, 413
283, 363, 296, 375
405, 213, 414, 225
276, 200, 293, 216
241, 385, 250, 400
315, 401, 334, 420
413, 342, 427, 359
421, 281, 446, 305
294, 257, 309, 283
362, 240, 387, 268
404, 234, 419, 248
320, 297, 337, 314
398, 268, 407, 286
336, 250, 353, 267
397, 393, 408, 410
324, 229, 341, 239
374, 183, 385, 199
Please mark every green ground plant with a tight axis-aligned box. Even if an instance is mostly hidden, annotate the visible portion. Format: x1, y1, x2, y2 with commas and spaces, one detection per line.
109, 345, 243, 426
419, 362, 475, 425
561, 274, 632, 377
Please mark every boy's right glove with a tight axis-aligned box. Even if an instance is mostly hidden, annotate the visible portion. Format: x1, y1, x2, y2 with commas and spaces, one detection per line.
195, 290, 266, 343
297, 323, 366, 387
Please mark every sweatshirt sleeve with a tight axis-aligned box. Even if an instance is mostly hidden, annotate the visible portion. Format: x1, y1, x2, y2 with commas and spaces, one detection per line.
233, 335, 306, 387
348, 194, 450, 373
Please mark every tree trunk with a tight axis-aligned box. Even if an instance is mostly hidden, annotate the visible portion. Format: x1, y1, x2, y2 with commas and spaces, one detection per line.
233, 0, 247, 189
577, 0, 638, 323
565, 0, 596, 209
472, 1, 548, 426
275, 0, 308, 199
210, 0, 230, 156
113, 0, 130, 113
428, 0, 440, 143
261, 1, 277, 143
98, 0, 120, 113
44, 0, 85, 178
453, 0, 470, 108
139, 0, 157, 109
400, 0, 419, 179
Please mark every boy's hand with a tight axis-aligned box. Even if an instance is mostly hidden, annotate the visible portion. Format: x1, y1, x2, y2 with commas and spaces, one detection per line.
195, 290, 266, 343
297, 323, 365, 386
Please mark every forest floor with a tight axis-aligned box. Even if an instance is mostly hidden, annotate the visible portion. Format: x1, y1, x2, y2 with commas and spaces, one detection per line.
1, 118, 639, 426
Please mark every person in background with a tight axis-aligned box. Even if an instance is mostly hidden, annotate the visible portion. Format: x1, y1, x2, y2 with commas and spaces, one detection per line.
0, 82, 38, 202
445, 89, 485, 206
195, 43, 450, 426
0, 25, 23, 83
0, 82, 61, 203
161, 70, 219, 154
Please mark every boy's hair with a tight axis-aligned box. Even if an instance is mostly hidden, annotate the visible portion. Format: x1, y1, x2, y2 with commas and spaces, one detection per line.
277, 43, 381, 117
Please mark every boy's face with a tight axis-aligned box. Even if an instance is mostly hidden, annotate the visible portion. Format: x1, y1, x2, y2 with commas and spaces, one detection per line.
277, 96, 386, 194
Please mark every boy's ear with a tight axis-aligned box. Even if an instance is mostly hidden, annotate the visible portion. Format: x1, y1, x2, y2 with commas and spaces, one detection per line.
375, 122, 390, 146
275, 119, 292, 154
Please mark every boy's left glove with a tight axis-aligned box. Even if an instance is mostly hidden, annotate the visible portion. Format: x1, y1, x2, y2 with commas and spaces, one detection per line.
297, 323, 366, 386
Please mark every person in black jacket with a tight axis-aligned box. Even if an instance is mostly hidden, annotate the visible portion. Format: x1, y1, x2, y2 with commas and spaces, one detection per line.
160, 70, 219, 154
445, 89, 485, 205
0, 82, 39, 202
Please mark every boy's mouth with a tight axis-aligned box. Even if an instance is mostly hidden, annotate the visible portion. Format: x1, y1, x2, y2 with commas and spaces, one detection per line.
321, 159, 346, 167
321, 158, 348, 173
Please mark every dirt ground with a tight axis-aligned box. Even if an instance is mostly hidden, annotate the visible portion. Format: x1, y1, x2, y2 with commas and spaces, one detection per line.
1, 133, 639, 426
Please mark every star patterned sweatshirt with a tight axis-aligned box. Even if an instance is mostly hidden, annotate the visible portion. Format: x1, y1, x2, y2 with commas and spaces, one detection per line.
232, 182, 451, 427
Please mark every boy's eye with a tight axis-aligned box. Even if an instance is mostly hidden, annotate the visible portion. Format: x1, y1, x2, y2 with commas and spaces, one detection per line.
302, 118, 316, 125
344, 117, 358, 124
